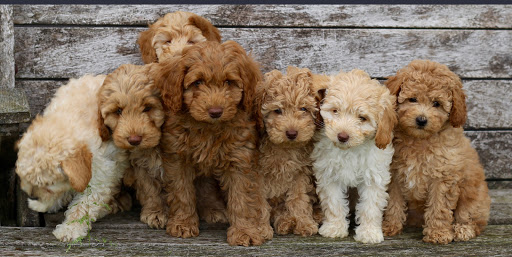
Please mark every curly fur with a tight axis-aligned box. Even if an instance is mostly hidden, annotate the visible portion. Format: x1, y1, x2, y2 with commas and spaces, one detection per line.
382, 60, 491, 244
311, 69, 397, 244
138, 11, 221, 64
153, 40, 273, 246
15, 74, 131, 242
256, 66, 320, 236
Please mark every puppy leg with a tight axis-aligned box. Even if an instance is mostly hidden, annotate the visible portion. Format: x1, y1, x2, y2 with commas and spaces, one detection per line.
164, 156, 199, 238
354, 181, 388, 244
283, 172, 318, 237
317, 181, 350, 239
196, 176, 228, 223
453, 180, 490, 241
272, 201, 293, 235
220, 161, 273, 246
382, 173, 408, 236
134, 166, 168, 229
422, 179, 458, 244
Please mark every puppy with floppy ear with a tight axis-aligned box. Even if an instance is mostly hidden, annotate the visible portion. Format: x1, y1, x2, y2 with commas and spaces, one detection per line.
138, 11, 221, 64
153, 40, 273, 246
256, 66, 320, 237
382, 60, 490, 244
311, 69, 397, 244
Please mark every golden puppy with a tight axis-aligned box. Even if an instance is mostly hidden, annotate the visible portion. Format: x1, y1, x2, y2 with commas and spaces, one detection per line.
382, 60, 491, 244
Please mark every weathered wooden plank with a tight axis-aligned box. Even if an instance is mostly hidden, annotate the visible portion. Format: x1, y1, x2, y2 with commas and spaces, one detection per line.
0, 6, 14, 89
12, 5, 512, 29
489, 189, 512, 225
0, 88, 31, 124
0, 225, 511, 256
15, 80, 512, 130
466, 131, 512, 180
14, 27, 512, 79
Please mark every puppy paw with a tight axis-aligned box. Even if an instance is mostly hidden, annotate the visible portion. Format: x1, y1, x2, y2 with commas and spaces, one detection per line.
453, 224, 477, 242
201, 209, 228, 224
28, 199, 50, 213
318, 221, 349, 238
227, 226, 267, 246
382, 220, 403, 236
354, 226, 384, 244
141, 210, 168, 229
423, 228, 454, 244
53, 222, 89, 242
166, 219, 199, 238
294, 220, 319, 237
260, 223, 274, 240
275, 217, 295, 235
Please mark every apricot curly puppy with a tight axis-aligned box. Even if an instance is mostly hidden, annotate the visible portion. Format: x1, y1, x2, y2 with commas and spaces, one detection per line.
153, 40, 273, 246
382, 60, 491, 244
256, 66, 319, 237
312, 69, 397, 244
136, 11, 227, 225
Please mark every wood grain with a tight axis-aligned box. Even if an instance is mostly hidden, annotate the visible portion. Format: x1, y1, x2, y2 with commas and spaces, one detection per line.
12, 5, 512, 29
0, 6, 14, 89
466, 131, 512, 180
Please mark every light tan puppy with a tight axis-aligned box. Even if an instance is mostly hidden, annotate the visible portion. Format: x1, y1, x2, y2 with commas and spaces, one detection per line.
382, 60, 491, 244
256, 66, 319, 237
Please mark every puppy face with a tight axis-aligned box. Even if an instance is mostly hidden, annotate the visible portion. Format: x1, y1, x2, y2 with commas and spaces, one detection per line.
257, 67, 317, 146
98, 64, 165, 149
320, 69, 397, 150
138, 11, 221, 64
386, 60, 466, 138
155, 40, 261, 124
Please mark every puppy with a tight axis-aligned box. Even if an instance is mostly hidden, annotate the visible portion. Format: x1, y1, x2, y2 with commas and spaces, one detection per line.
311, 69, 397, 244
256, 66, 319, 236
15, 74, 131, 242
153, 40, 273, 246
97, 64, 168, 229
382, 60, 491, 244
138, 11, 221, 64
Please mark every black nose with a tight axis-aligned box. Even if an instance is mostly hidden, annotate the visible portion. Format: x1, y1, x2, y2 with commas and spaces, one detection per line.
128, 135, 142, 146
337, 132, 349, 143
416, 116, 428, 127
208, 107, 223, 119
286, 130, 298, 140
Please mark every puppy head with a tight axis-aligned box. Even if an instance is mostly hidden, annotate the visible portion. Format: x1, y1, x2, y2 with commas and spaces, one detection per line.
256, 66, 317, 146
98, 64, 165, 149
138, 11, 221, 64
385, 60, 466, 138
320, 69, 397, 150
15, 117, 93, 211
154, 40, 262, 124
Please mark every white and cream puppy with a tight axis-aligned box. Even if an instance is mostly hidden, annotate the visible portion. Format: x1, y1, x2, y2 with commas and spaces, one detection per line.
311, 69, 397, 243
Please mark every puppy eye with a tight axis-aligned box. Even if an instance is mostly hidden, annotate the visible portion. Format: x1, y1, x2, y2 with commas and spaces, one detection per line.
187, 41, 194, 45
274, 109, 282, 114
359, 116, 367, 122
433, 101, 441, 107
166, 39, 172, 44
332, 109, 338, 114
408, 98, 417, 103
116, 108, 123, 115
192, 80, 203, 87
300, 107, 307, 112
225, 80, 234, 86
143, 106, 152, 112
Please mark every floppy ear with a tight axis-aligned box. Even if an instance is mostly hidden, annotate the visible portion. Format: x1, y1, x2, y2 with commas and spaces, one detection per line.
449, 78, 467, 128
153, 57, 186, 114
385, 74, 402, 97
61, 144, 92, 192
97, 105, 110, 142
137, 25, 158, 64
188, 14, 222, 43
375, 94, 398, 149
314, 88, 327, 129
254, 70, 282, 133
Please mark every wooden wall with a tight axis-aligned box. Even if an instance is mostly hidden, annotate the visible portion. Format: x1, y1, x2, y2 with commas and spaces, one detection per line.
11, 5, 512, 188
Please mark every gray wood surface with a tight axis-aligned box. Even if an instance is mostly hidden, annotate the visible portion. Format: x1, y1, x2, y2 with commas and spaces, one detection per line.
12, 5, 512, 28
14, 27, 512, 79
0, 88, 31, 124
0, 6, 14, 89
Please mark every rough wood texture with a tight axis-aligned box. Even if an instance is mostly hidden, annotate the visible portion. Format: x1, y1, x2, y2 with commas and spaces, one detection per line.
0, 88, 31, 124
16, 176, 40, 227
0, 6, 14, 89
14, 27, 512, 79
12, 5, 512, 28
466, 131, 512, 180
0, 225, 511, 256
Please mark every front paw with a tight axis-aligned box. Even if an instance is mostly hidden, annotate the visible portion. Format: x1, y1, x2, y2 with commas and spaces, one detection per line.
354, 226, 384, 244
294, 219, 319, 237
453, 224, 476, 242
201, 209, 228, 224
141, 210, 168, 229
227, 226, 268, 246
318, 221, 349, 238
28, 199, 50, 213
382, 220, 403, 236
166, 218, 199, 238
423, 227, 454, 244
275, 217, 295, 235
53, 222, 89, 242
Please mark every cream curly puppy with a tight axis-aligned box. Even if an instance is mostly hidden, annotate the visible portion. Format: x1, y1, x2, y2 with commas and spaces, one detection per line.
15, 74, 130, 242
311, 69, 397, 244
